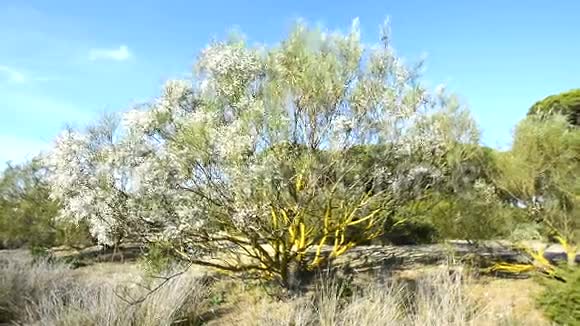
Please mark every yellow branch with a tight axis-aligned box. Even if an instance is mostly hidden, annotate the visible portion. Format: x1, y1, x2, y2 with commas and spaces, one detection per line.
323, 201, 331, 231
299, 222, 306, 250
347, 208, 381, 226
344, 205, 360, 225
334, 242, 355, 257
289, 224, 296, 244
487, 263, 535, 274
309, 235, 328, 269
271, 207, 278, 229
280, 208, 290, 224
554, 235, 577, 265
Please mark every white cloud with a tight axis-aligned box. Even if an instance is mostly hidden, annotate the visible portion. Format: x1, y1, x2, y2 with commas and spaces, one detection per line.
89, 45, 132, 61
0, 65, 26, 83
0, 65, 59, 84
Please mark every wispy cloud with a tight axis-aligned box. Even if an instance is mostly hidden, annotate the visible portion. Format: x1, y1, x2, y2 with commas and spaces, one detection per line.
0, 65, 60, 84
0, 65, 26, 83
89, 45, 132, 61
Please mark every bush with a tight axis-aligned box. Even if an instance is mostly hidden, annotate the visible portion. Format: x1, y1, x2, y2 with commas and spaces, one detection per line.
384, 183, 523, 243
140, 241, 177, 275
381, 218, 438, 245
428, 195, 523, 241
537, 267, 580, 326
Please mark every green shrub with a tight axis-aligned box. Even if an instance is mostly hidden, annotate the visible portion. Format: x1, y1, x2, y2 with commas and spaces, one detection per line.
141, 241, 176, 274
385, 184, 522, 243
429, 196, 523, 241
381, 219, 438, 245
55, 221, 94, 249
537, 267, 580, 325
492, 114, 580, 246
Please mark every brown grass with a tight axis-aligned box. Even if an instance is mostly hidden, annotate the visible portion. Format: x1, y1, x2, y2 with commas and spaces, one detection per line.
0, 254, 209, 325
218, 266, 538, 326
0, 250, 549, 326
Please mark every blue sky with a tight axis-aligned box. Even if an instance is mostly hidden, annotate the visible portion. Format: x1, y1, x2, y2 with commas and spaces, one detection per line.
1, 1, 579, 164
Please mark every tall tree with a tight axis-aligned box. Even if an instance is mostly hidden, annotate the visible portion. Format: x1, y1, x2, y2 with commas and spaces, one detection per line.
46, 20, 480, 286
493, 114, 580, 265
529, 89, 580, 126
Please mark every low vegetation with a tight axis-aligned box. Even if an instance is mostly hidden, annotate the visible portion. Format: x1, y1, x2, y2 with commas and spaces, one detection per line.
0, 253, 209, 325
244, 268, 525, 326
537, 266, 580, 326
1, 252, 540, 325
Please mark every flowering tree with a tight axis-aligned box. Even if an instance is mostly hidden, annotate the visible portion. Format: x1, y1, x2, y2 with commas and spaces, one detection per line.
46, 20, 479, 287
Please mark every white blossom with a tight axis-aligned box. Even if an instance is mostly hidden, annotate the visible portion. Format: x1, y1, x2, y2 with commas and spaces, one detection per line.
197, 42, 262, 100
44, 20, 479, 250
123, 109, 154, 133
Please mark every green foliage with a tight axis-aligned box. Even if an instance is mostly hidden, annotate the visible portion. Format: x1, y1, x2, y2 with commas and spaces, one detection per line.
257, 141, 510, 245
388, 187, 523, 243
141, 241, 176, 274
0, 158, 93, 249
379, 142, 517, 243
0, 159, 56, 248
431, 193, 524, 241
529, 88, 580, 126
56, 222, 93, 249
493, 114, 580, 244
509, 223, 544, 242
382, 218, 438, 245
537, 267, 580, 325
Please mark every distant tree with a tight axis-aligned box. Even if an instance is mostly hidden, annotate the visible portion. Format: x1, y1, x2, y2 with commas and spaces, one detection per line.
528, 89, 580, 126
0, 158, 92, 249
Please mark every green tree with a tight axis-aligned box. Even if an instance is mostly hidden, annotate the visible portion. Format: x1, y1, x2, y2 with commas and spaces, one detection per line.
493, 114, 580, 265
0, 158, 92, 249
528, 89, 580, 126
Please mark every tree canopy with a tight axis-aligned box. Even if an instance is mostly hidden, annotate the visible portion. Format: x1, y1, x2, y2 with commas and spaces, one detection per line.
528, 89, 580, 126
44, 20, 481, 286
493, 114, 580, 257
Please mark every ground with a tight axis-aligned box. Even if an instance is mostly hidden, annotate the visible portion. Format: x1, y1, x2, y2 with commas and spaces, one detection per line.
0, 244, 554, 325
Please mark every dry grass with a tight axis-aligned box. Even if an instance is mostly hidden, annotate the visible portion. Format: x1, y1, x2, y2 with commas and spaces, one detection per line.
0, 250, 549, 326
0, 254, 209, 325
468, 277, 549, 325
233, 266, 532, 326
